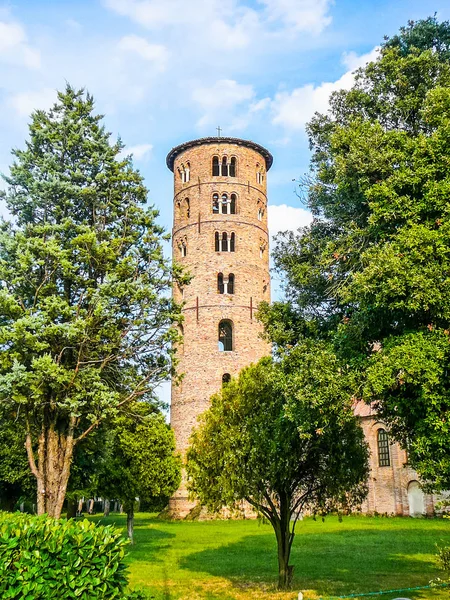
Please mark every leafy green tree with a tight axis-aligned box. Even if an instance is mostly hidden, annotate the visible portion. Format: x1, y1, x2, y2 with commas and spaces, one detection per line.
0, 406, 35, 511
99, 402, 181, 543
261, 17, 450, 491
187, 349, 369, 589
0, 86, 184, 518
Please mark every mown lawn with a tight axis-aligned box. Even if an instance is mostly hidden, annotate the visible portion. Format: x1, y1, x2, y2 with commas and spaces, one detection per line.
90, 513, 450, 600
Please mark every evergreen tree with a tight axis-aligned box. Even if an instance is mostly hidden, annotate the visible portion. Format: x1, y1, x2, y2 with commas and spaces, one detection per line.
0, 85, 184, 518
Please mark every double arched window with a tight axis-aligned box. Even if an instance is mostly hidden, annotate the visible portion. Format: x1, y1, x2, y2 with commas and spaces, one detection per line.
218, 273, 235, 294
212, 156, 237, 177
218, 320, 233, 351
215, 232, 235, 252
377, 429, 390, 467
178, 237, 187, 257
256, 163, 264, 184
178, 162, 190, 183
212, 193, 237, 214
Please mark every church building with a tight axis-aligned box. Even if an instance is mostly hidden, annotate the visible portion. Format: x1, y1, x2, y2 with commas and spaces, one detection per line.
167, 135, 436, 519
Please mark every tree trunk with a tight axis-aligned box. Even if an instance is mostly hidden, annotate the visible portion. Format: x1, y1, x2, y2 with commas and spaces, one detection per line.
127, 503, 135, 544
104, 499, 110, 517
273, 497, 295, 590
66, 497, 77, 519
26, 416, 76, 519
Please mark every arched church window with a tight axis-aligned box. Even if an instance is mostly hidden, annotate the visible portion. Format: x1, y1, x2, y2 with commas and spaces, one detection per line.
221, 232, 228, 252
218, 320, 233, 351
215, 231, 220, 252
221, 193, 228, 214
229, 157, 236, 177
230, 193, 236, 214
185, 162, 190, 183
377, 429, 390, 467
212, 156, 219, 176
185, 198, 190, 219
213, 193, 219, 214
222, 373, 231, 385
221, 156, 228, 177
218, 272, 224, 294
230, 232, 235, 252
227, 273, 234, 294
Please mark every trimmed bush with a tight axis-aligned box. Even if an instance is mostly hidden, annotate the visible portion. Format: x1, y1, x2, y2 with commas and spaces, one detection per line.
0, 512, 132, 599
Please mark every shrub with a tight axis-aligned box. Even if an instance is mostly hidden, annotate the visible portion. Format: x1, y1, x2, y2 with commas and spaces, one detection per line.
0, 512, 132, 599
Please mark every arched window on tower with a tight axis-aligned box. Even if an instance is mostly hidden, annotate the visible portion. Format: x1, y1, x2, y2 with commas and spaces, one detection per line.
222, 373, 231, 385
185, 198, 190, 219
221, 156, 228, 177
221, 193, 228, 214
212, 193, 220, 214
227, 273, 234, 294
230, 232, 235, 252
230, 157, 236, 177
221, 231, 228, 252
256, 163, 261, 184
218, 272, 224, 294
218, 320, 233, 351
215, 231, 220, 252
212, 156, 219, 176
185, 162, 190, 183
377, 429, 391, 467
230, 193, 236, 214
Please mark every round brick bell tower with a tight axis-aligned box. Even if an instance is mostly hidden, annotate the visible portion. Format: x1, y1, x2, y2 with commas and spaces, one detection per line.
166, 136, 272, 517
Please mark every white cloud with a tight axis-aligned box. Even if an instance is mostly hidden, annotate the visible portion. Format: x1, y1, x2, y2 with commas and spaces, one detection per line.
259, 0, 333, 34
272, 47, 379, 130
0, 20, 40, 69
119, 143, 153, 161
192, 79, 254, 127
9, 88, 56, 117
268, 203, 313, 239
118, 35, 169, 71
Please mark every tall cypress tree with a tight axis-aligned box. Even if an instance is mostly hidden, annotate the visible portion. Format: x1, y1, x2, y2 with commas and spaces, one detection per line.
0, 85, 183, 518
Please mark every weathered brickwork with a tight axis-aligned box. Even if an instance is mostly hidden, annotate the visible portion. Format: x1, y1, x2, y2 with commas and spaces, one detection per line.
167, 138, 273, 517
355, 402, 438, 515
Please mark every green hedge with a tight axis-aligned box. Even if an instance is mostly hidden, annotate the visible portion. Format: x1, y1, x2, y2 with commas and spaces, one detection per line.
0, 512, 135, 599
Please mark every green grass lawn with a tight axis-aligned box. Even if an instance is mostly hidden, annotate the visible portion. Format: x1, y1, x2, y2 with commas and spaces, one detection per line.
89, 513, 450, 600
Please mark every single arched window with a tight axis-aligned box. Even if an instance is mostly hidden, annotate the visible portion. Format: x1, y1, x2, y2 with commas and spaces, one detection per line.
218, 272, 224, 294
218, 320, 233, 351
222, 156, 228, 177
185, 162, 190, 183
180, 241, 187, 257
212, 156, 219, 176
230, 232, 235, 252
229, 157, 236, 177
222, 373, 231, 385
212, 193, 219, 214
258, 207, 263, 221
256, 163, 261, 184
377, 429, 390, 467
185, 198, 190, 218
227, 273, 234, 294
221, 232, 228, 252
230, 193, 236, 214
221, 193, 228, 214
215, 231, 220, 252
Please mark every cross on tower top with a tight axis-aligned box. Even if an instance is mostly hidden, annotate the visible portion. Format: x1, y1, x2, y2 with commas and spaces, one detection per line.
216, 126, 222, 137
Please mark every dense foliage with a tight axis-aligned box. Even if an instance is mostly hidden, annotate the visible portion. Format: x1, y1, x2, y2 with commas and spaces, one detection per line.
99, 402, 181, 542
0, 85, 185, 517
260, 17, 450, 491
0, 512, 134, 599
187, 351, 368, 589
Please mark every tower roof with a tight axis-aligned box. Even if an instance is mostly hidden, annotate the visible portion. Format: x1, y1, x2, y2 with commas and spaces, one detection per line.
166, 137, 273, 172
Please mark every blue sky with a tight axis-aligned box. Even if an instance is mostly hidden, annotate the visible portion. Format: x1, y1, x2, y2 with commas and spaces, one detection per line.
1, 0, 450, 405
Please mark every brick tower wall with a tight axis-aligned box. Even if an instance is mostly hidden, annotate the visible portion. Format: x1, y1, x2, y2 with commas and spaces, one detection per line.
168, 138, 272, 517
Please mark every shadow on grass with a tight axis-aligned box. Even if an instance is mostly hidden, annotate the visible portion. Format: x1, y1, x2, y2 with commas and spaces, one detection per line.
178, 527, 443, 598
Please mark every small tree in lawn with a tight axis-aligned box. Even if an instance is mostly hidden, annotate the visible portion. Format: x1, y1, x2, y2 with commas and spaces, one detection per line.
99, 402, 181, 543
187, 346, 369, 590
0, 85, 185, 518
